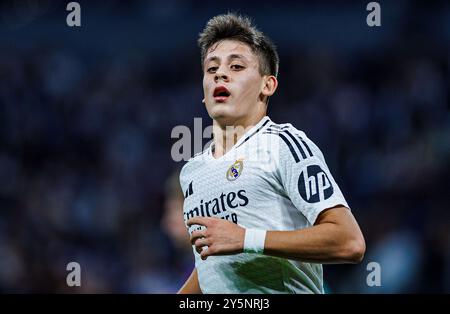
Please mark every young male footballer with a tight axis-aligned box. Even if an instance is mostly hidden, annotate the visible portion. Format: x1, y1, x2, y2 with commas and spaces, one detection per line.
178, 13, 365, 294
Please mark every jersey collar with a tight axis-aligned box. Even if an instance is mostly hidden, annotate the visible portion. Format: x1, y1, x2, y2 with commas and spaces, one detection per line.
208, 116, 272, 159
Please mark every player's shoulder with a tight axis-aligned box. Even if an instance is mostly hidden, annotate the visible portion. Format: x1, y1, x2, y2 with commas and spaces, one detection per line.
263, 120, 307, 137
261, 119, 320, 162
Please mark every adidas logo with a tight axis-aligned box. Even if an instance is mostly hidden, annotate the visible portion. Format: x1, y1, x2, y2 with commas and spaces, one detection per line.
185, 181, 193, 198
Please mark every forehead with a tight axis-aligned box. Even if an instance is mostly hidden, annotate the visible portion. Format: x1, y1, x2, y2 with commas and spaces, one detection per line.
205, 40, 257, 63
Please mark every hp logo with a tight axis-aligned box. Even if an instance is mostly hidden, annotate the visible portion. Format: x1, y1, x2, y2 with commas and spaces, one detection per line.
298, 165, 333, 203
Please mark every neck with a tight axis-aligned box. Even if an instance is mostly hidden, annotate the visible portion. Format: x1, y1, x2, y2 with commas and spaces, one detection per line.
212, 112, 266, 158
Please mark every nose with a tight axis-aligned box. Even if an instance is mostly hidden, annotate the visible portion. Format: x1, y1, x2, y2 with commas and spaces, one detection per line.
214, 66, 229, 82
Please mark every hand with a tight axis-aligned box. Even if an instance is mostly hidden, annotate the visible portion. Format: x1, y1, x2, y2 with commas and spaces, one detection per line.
187, 216, 246, 260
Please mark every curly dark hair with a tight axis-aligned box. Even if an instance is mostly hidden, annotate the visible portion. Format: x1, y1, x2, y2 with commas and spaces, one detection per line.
198, 13, 279, 77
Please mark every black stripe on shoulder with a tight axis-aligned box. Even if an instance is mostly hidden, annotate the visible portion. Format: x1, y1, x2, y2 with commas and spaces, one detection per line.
299, 137, 313, 157
264, 127, 281, 133
283, 130, 307, 159
264, 124, 315, 160
286, 127, 314, 157
277, 125, 314, 158
264, 128, 309, 160
262, 130, 300, 163
277, 133, 300, 163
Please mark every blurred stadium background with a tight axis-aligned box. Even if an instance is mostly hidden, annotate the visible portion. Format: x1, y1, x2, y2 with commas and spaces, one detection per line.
0, 0, 449, 293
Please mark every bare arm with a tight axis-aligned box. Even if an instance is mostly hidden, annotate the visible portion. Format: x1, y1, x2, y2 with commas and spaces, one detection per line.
187, 205, 365, 264
264, 206, 365, 263
177, 268, 202, 294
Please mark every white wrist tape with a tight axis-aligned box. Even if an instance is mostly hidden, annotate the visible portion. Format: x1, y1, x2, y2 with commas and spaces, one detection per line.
243, 229, 267, 254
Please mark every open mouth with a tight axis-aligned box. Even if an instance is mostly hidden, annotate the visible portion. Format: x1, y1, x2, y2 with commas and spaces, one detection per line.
213, 86, 231, 101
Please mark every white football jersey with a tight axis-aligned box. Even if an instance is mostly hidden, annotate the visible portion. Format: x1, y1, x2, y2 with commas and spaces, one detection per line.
179, 116, 350, 294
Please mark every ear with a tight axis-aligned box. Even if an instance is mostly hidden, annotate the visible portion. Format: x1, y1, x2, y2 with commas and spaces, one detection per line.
261, 75, 278, 98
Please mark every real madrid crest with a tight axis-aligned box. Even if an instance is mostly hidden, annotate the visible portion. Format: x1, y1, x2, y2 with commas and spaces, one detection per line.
226, 158, 244, 181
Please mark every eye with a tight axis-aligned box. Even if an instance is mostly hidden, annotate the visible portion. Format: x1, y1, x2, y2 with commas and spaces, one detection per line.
231, 64, 244, 70
207, 66, 218, 74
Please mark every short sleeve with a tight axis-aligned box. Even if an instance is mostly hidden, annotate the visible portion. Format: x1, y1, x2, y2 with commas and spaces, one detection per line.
266, 126, 350, 225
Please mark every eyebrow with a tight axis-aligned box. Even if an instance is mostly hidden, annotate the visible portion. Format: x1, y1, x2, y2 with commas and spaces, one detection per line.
204, 54, 248, 65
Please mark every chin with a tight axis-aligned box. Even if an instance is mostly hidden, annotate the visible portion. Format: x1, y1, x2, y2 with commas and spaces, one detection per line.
210, 111, 238, 126
209, 105, 231, 118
